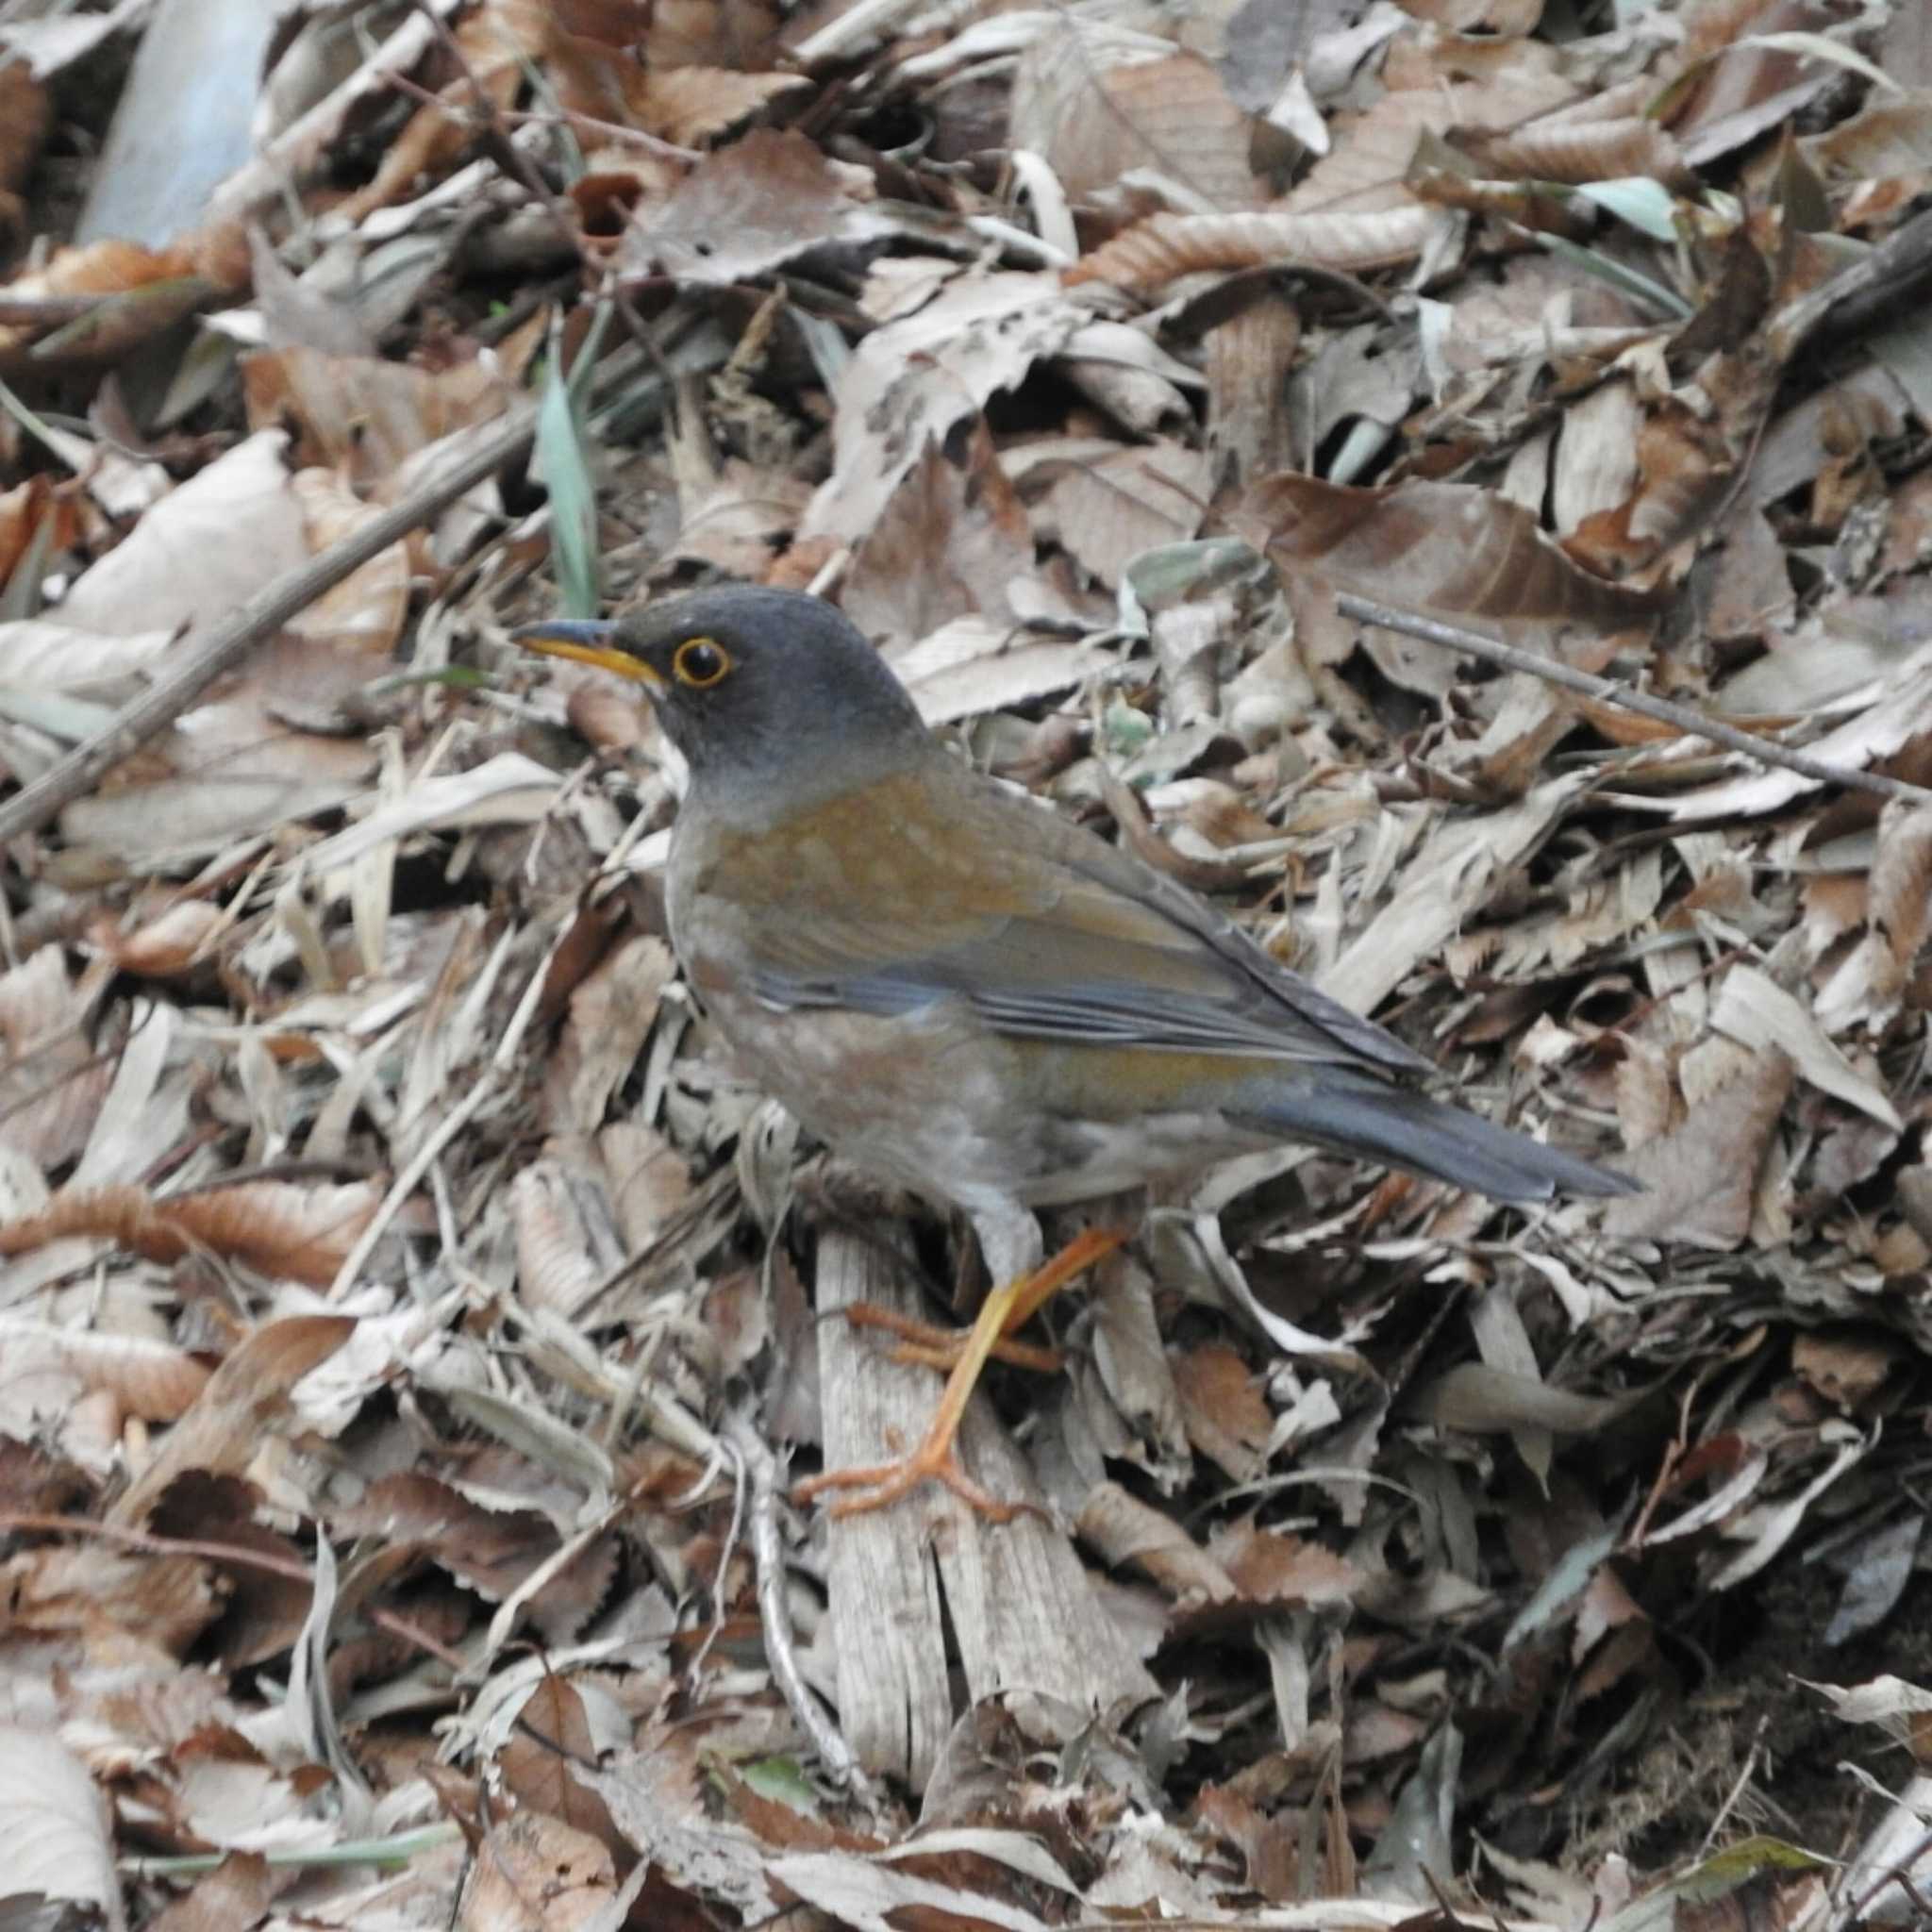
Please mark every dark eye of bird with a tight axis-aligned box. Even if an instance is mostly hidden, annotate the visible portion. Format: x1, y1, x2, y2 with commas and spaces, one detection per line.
674, 637, 730, 688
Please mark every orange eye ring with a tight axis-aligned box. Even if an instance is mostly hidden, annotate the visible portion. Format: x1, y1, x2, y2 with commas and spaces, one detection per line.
672, 637, 731, 688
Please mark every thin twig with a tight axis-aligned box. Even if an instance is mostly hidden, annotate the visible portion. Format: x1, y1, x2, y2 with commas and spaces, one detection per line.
1333, 591, 1932, 807
0, 408, 541, 849
1, 341, 687, 852
0, 1512, 470, 1673
720, 1409, 874, 1804
406, 0, 582, 257
1846, 1822, 1932, 1924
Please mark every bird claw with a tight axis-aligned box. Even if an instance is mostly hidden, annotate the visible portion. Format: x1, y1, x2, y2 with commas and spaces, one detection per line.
793, 1441, 1043, 1524
798, 1224, 1124, 1524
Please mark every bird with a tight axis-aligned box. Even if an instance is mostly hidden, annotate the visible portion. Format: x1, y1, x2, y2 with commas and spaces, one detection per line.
515, 585, 1636, 1520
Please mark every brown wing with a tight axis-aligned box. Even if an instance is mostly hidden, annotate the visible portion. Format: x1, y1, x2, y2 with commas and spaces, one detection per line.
702, 758, 1433, 1081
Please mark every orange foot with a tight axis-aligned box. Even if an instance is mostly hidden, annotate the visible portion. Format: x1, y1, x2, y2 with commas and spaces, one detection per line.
795, 1226, 1124, 1523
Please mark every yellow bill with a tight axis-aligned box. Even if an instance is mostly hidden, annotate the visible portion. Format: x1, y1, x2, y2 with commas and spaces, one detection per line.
511, 620, 663, 686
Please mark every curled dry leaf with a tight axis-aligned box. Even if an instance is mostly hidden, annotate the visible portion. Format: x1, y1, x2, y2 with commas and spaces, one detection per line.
333, 1470, 616, 1641
1813, 800, 1932, 1032
1212, 1525, 1363, 1606
0, 1178, 385, 1289
1067, 203, 1453, 291
1807, 92, 1932, 181
1074, 1479, 1239, 1605
561, 55, 808, 147
0, 1317, 209, 1424
1454, 114, 1693, 189
1792, 1330, 1908, 1412
1408, 1363, 1628, 1435
1172, 1341, 1273, 1482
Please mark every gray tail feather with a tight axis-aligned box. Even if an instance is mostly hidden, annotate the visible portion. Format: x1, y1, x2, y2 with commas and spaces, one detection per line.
1245, 1080, 1639, 1203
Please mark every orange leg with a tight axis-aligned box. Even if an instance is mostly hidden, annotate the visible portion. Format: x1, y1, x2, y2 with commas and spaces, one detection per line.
795, 1226, 1124, 1522
840, 1303, 1063, 1375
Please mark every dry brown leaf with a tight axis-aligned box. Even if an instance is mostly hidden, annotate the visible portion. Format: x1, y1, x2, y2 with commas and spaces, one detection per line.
1214, 1526, 1362, 1605
1242, 474, 1663, 634
1814, 801, 1932, 1032
1011, 24, 1262, 210
0, 236, 206, 366
3, 1540, 221, 1655
508, 1160, 606, 1319
1603, 1051, 1794, 1249
0, 1318, 209, 1424
0, 946, 113, 1173
85, 900, 227, 979
548, 935, 677, 1134
609, 65, 808, 146
1711, 966, 1901, 1128
334, 1470, 614, 1639
802, 271, 1085, 545
1409, 1364, 1628, 1435
0, 1179, 384, 1289
142, 1851, 276, 1932
1074, 1480, 1239, 1604
1807, 92, 1932, 181
0, 58, 48, 198
1664, 0, 1842, 168
284, 469, 411, 658
1792, 1331, 1907, 1412
1040, 443, 1209, 591
1067, 203, 1451, 291
333, 0, 547, 226
109, 1314, 356, 1527
886, 618, 1103, 725
1172, 1342, 1273, 1482
1454, 113, 1692, 188
148, 1473, 319, 1674
1397, 0, 1542, 30
0, 475, 79, 594
843, 421, 1035, 639
496, 1676, 625, 1859
1284, 66, 1579, 214
641, 0, 784, 68
1322, 772, 1595, 1014
242, 350, 510, 494
620, 127, 894, 284
598, 1121, 694, 1253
